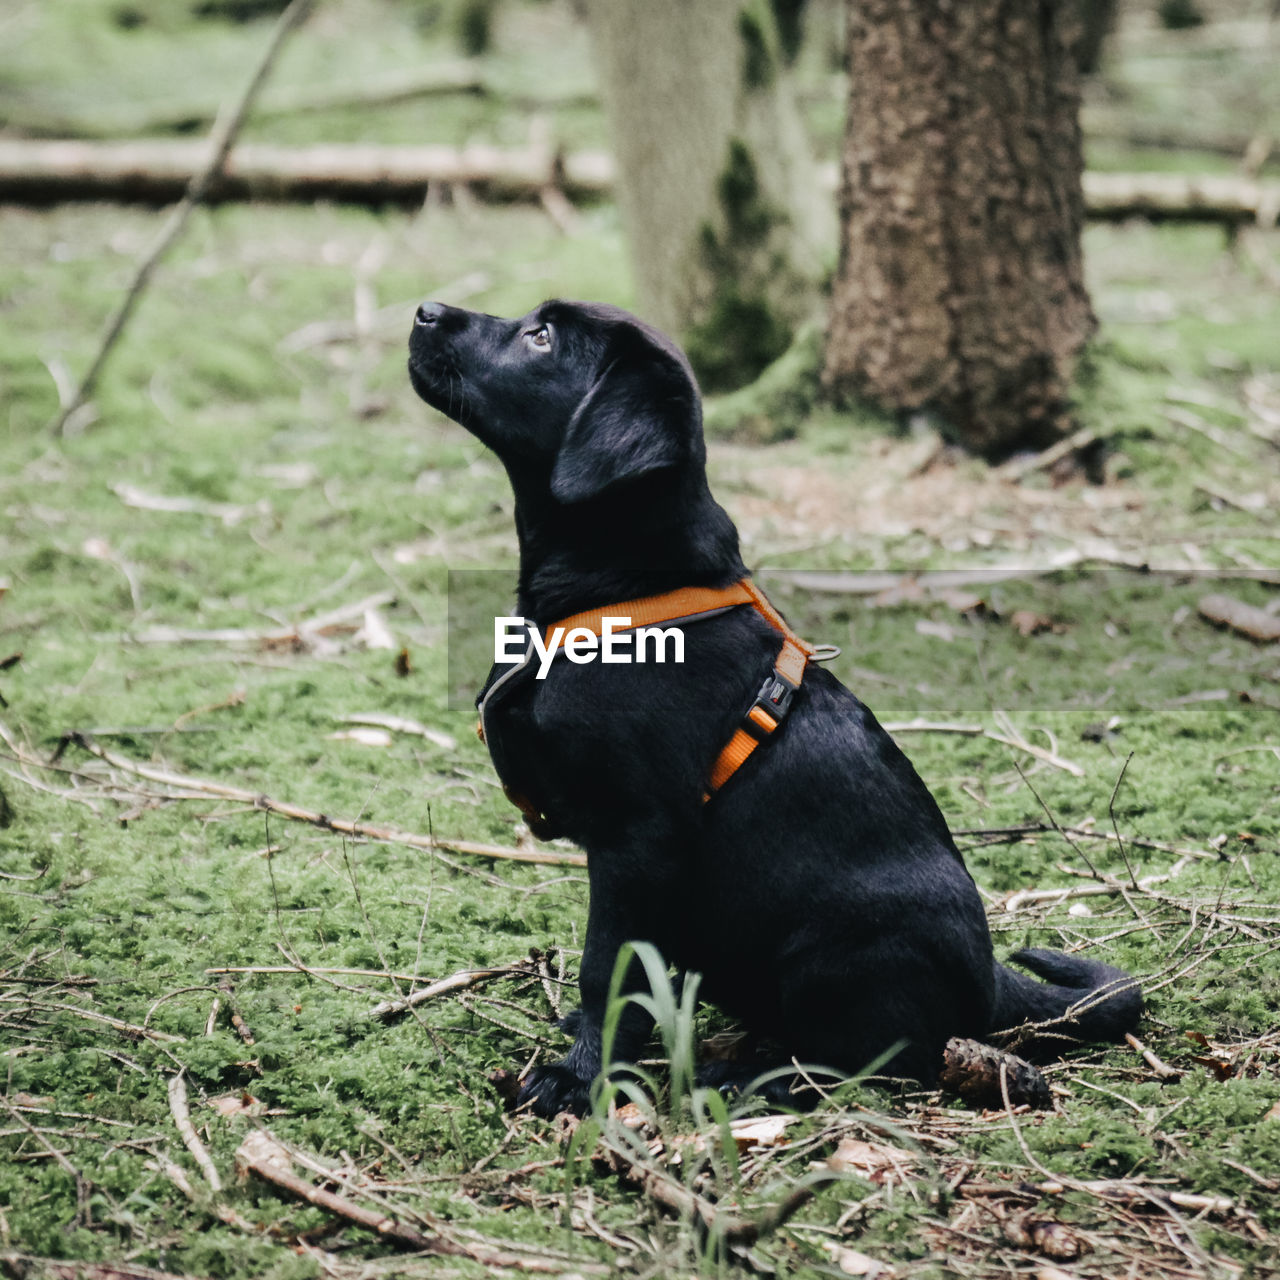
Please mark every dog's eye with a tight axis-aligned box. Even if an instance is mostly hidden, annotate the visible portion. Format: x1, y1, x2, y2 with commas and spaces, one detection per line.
524, 325, 552, 351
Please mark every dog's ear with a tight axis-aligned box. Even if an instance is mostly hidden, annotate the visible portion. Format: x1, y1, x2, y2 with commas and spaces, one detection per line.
550, 332, 697, 504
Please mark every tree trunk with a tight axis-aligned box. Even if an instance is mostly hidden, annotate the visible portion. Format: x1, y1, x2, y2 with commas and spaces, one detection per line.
583, 0, 831, 391
823, 1, 1096, 457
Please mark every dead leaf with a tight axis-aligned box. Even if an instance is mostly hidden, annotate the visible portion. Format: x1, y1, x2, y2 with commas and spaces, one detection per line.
355, 607, 397, 651
937, 588, 988, 614
824, 1244, 893, 1277
1010, 610, 1065, 637
826, 1137, 916, 1183
729, 1113, 797, 1151
1035, 1268, 1081, 1280
915, 618, 956, 643
82, 536, 113, 560
611, 1102, 649, 1130
209, 1092, 263, 1118
1264, 1100, 1280, 1122
395, 647, 412, 677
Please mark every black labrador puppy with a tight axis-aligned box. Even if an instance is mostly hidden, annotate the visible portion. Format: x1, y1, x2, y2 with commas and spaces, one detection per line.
408, 299, 1141, 1117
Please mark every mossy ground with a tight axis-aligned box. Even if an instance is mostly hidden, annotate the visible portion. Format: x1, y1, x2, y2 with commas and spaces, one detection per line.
2, 3, 1279, 1278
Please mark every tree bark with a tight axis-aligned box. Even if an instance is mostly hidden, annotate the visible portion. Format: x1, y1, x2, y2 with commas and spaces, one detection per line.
824, 1, 1097, 457
583, 0, 831, 391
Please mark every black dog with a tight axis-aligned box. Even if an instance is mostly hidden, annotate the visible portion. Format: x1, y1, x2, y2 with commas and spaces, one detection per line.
408, 299, 1141, 1116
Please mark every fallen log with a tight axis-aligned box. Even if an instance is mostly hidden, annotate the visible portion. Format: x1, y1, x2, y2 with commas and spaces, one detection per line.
0, 139, 614, 206
3, 139, 1279, 224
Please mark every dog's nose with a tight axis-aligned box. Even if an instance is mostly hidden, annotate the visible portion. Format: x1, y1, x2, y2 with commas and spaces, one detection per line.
415, 301, 446, 327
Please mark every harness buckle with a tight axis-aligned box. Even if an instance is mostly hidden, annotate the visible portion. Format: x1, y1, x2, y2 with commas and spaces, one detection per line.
742, 668, 797, 740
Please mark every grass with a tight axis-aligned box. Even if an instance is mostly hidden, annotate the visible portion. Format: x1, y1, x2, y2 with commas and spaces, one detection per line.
2, 2, 1280, 1277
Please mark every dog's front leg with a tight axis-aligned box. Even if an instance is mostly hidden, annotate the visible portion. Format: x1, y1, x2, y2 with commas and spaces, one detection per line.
516, 859, 659, 1117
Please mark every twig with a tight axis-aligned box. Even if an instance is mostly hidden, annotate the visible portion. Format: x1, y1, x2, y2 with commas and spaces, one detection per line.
996, 426, 1099, 482
216, 977, 256, 1047
1124, 1033, 1182, 1081
596, 1133, 817, 1245
235, 1131, 598, 1271
368, 967, 514, 1021
0, 1256, 209, 1280
61, 734, 585, 868
50, 0, 317, 435
236, 1130, 454, 1253
111, 589, 395, 647
167, 1073, 222, 1192
884, 720, 1085, 776
1011, 762, 1101, 878
1108, 752, 1139, 890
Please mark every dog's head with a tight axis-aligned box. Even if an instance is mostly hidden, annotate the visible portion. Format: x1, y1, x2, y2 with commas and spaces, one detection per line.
408, 300, 703, 504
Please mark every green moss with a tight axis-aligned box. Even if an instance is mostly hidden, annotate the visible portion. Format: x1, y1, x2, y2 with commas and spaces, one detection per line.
683, 140, 795, 391
738, 5, 775, 91
703, 319, 824, 441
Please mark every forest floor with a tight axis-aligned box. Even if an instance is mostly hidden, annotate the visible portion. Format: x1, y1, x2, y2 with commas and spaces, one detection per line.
2, 3, 1280, 1279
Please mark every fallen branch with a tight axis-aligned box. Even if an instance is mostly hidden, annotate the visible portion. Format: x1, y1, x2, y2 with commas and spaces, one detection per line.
61, 733, 585, 868
235, 1130, 601, 1272
0, 140, 614, 207
1033, 1177, 1237, 1217
167, 1073, 222, 1192
1198, 593, 1280, 643
5, 140, 1278, 225
596, 1135, 816, 1245
49, 0, 317, 435
236, 1130, 458, 1254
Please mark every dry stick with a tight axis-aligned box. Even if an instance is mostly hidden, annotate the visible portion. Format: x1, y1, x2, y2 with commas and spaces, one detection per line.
884, 720, 1084, 777
367, 966, 513, 1021
167, 1073, 222, 1193
953, 821, 1215, 863
0, 1256, 211, 1280
1124, 1032, 1182, 1081
598, 1135, 818, 1246
996, 426, 1100, 482
235, 1131, 598, 1273
66, 733, 586, 868
145, 1150, 256, 1234
1011, 760, 1101, 879
1108, 752, 1140, 890
49, 0, 316, 436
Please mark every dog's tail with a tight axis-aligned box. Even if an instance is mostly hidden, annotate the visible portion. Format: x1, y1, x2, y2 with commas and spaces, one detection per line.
990, 948, 1142, 1060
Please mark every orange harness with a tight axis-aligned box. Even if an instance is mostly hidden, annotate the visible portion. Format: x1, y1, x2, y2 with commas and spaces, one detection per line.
480, 579, 816, 836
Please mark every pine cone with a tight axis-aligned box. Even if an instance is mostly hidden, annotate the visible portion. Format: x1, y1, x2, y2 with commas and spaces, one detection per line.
939, 1037, 1052, 1110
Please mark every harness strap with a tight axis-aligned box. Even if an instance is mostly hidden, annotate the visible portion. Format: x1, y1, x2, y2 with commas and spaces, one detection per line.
483, 578, 816, 834
544, 582, 758, 652
703, 579, 812, 799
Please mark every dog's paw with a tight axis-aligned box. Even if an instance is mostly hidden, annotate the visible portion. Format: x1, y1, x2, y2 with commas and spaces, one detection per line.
516, 1061, 594, 1118
694, 1061, 816, 1110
